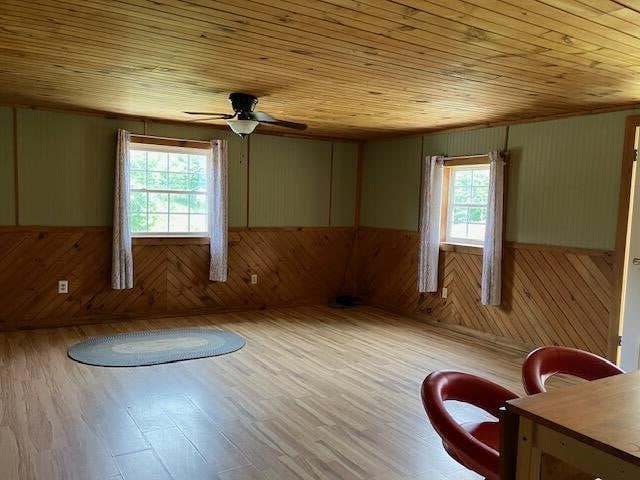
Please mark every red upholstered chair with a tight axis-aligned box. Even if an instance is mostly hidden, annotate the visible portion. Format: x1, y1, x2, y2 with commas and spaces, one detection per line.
421, 370, 519, 480
522, 346, 624, 395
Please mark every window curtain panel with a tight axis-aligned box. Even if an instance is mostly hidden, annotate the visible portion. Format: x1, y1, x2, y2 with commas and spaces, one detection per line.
418, 155, 445, 293
208, 139, 228, 282
481, 150, 506, 306
111, 129, 133, 290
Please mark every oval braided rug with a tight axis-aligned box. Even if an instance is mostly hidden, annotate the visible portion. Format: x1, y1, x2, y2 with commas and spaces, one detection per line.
68, 328, 245, 367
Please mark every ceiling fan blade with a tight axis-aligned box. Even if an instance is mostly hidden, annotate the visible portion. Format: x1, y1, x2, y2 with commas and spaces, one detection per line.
190, 116, 235, 122
252, 111, 307, 130
264, 119, 308, 130
184, 112, 235, 119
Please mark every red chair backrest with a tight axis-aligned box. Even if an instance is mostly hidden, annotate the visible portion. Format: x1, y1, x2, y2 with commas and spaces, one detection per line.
421, 370, 518, 480
522, 346, 624, 395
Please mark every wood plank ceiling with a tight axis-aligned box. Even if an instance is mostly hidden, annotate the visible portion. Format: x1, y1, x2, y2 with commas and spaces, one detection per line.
2, 0, 640, 138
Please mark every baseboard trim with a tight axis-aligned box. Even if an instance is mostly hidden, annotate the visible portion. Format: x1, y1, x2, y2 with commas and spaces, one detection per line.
5, 296, 536, 358
363, 300, 534, 355
420, 316, 535, 355
5, 304, 266, 332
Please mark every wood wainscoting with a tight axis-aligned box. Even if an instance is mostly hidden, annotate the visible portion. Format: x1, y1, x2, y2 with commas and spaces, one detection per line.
355, 227, 614, 356
0, 224, 615, 356
0, 227, 355, 330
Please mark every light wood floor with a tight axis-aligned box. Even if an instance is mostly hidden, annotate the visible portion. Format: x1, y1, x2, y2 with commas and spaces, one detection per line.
0, 305, 557, 480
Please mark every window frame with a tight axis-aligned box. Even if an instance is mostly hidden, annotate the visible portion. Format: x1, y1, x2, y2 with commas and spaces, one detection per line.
128, 139, 211, 238
441, 158, 490, 248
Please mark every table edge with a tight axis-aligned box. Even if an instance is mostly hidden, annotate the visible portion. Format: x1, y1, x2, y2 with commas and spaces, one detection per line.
506, 401, 640, 468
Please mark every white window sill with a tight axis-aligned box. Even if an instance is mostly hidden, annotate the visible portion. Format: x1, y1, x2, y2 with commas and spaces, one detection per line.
132, 236, 210, 246
440, 242, 484, 255
132, 234, 208, 238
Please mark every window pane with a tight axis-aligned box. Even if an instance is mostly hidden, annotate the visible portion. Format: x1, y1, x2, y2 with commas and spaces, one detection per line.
452, 206, 468, 224
446, 167, 490, 243
147, 151, 168, 171
468, 207, 487, 223
128, 146, 210, 236
169, 214, 189, 232
473, 169, 489, 186
468, 223, 486, 241
189, 194, 206, 214
169, 153, 189, 173
147, 171, 168, 189
131, 170, 146, 189
131, 213, 147, 233
148, 214, 168, 232
471, 186, 488, 204
189, 173, 207, 192
190, 214, 207, 233
454, 170, 472, 187
168, 173, 189, 191
148, 192, 168, 212
453, 186, 471, 204
450, 222, 466, 238
130, 150, 147, 170
189, 155, 206, 174
130, 191, 147, 213
169, 193, 189, 213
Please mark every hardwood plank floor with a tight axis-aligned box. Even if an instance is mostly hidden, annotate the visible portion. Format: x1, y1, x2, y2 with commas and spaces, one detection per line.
0, 305, 568, 479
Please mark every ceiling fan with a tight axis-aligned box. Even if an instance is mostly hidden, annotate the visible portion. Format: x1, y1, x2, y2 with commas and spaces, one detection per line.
185, 93, 307, 138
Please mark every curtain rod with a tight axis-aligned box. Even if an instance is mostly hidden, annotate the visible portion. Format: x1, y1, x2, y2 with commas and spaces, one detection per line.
440, 151, 507, 161
130, 133, 211, 144
441, 153, 489, 161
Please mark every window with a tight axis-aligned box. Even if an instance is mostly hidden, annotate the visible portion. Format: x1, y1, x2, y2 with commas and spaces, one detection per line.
445, 164, 490, 245
129, 143, 209, 236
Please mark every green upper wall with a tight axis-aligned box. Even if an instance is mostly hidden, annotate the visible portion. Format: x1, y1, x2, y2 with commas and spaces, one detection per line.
361, 111, 639, 250
247, 136, 358, 227
4, 108, 358, 228
14, 104, 632, 247
423, 126, 508, 158
0, 107, 15, 225
506, 112, 633, 249
330, 142, 358, 227
17, 109, 144, 226
361, 136, 422, 230
361, 127, 508, 231
249, 135, 333, 227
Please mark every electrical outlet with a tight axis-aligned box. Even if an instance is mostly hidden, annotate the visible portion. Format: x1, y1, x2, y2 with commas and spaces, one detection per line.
58, 280, 69, 294
441, 287, 448, 299
250, 274, 258, 285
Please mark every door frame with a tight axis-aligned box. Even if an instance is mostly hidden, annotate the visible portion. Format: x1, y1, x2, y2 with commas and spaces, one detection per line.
608, 115, 640, 361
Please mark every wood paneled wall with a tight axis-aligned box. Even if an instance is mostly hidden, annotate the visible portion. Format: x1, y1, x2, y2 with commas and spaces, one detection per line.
355, 228, 614, 356
0, 227, 355, 330
0, 224, 616, 356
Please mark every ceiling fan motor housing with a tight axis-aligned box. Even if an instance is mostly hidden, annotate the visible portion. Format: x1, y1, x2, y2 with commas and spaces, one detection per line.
229, 93, 258, 120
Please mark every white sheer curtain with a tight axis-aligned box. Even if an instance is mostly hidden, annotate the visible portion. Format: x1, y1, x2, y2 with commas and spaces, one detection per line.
111, 129, 133, 289
208, 139, 228, 282
418, 155, 445, 293
481, 150, 506, 305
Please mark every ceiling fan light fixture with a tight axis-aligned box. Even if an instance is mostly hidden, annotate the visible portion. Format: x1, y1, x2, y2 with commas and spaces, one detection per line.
226, 119, 259, 138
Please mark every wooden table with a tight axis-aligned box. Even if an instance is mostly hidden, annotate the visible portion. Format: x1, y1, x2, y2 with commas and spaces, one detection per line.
500, 371, 640, 480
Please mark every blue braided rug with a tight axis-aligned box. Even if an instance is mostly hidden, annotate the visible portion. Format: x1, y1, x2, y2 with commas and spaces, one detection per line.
68, 328, 245, 367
